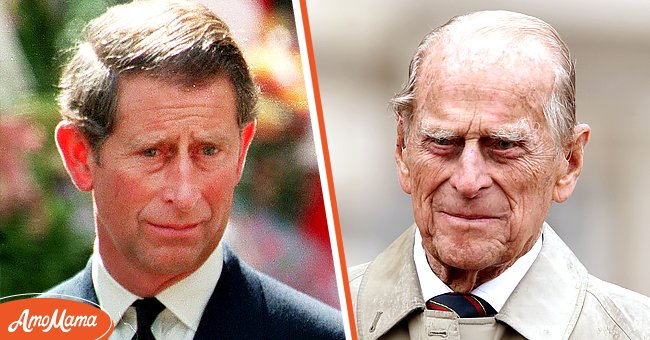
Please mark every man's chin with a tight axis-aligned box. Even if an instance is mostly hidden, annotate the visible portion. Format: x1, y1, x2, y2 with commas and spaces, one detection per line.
440, 258, 492, 272
434, 243, 505, 272
137, 248, 209, 277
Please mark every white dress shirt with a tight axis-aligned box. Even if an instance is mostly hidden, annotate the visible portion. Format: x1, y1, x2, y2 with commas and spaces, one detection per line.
92, 241, 223, 340
414, 228, 542, 312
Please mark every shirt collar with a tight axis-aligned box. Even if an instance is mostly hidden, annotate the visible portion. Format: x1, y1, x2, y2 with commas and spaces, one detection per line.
157, 243, 222, 331
92, 240, 223, 332
414, 227, 542, 311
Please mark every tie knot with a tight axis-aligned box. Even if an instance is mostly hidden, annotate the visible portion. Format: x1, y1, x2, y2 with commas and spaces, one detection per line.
426, 292, 497, 318
132, 298, 165, 340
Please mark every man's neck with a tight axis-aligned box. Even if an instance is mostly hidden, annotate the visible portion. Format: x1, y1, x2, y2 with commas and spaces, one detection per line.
97, 243, 200, 297
425, 254, 513, 293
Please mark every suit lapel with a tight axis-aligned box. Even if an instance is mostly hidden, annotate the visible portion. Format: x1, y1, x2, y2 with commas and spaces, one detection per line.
193, 245, 266, 339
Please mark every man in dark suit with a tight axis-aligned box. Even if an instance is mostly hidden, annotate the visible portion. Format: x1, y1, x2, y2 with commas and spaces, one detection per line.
45, 1, 344, 339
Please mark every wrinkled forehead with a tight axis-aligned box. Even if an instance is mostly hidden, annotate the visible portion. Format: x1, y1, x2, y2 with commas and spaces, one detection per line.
415, 34, 556, 119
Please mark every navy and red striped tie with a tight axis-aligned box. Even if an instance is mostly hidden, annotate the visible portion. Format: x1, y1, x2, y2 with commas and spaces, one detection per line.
426, 292, 497, 318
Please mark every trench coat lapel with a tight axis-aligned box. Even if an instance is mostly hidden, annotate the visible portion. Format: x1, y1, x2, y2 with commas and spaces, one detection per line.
496, 224, 588, 339
356, 225, 424, 339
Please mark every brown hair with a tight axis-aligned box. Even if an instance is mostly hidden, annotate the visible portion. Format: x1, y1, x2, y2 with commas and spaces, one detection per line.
58, 0, 258, 154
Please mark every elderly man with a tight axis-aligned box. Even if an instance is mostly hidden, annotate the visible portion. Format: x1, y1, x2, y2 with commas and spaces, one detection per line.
349, 10, 650, 339
45, 1, 343, 339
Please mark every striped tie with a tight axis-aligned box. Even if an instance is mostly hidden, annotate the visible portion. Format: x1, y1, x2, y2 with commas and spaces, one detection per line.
426, 292, 497, 318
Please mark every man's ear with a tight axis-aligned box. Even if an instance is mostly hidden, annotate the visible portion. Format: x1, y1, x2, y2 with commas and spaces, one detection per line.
55, 121, 95, 192
553, 124, 590, 203
395, 114, 412, 194
236, 120, 256, 180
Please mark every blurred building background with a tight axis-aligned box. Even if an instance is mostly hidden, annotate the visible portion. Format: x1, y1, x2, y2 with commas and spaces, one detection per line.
308, 0, 650, 296
0, 0, 339, 308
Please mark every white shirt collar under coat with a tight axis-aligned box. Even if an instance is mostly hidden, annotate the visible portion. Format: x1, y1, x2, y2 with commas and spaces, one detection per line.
413, 227, 542, 311
92, 240, 223, 337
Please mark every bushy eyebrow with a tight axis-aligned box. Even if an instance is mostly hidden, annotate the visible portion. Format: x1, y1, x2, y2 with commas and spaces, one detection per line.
488, 128, 533, 142
418, 119, 537, 143
488, 120, 536, 142
419, 128, 458, 140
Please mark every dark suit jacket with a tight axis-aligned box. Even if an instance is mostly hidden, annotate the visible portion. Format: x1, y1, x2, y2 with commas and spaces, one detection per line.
46, 245, 345, 339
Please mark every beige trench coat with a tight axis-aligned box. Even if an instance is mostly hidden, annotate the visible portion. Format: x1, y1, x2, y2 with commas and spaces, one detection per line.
349, 224, 650, 339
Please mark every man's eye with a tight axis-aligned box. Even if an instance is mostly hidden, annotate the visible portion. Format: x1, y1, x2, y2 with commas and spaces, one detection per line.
434, 137, 451, 146
496, 140, 515, 150
143, 148, 158, 157
202, 146, 217, 156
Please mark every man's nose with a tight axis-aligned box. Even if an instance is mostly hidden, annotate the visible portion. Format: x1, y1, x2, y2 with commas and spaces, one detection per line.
448, 142, 492, 198
163, 153, 201, 212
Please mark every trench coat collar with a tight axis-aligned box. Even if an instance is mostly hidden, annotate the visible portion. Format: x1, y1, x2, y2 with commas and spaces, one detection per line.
355, 223, 588, 339
356, 225, 424, 339
497, 223, 588, 339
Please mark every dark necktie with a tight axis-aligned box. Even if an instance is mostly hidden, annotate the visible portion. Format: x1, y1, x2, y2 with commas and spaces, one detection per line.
131, 298, 166, 340
426, 292, 497, 318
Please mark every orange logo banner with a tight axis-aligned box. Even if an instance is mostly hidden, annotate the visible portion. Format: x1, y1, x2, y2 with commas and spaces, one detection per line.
0, 296, 114, 339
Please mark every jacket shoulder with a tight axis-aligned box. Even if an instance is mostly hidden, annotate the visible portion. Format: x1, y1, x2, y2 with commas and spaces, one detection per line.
255, 269, 344, 339
347, 262, 370, 310
218, 247, 345, 339
45, 273, 82, 296
581, 275, 650, 338
41, 259, 97, 305
348, 262, 370, 283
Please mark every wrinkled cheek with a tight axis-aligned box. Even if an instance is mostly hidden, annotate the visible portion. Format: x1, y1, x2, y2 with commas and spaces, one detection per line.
500, 184, 553, 245
410, 183, 437, 238
406, 157, 448, 236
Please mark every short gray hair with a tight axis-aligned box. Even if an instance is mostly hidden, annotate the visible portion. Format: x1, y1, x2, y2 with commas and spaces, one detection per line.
391, 10, 576, 148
